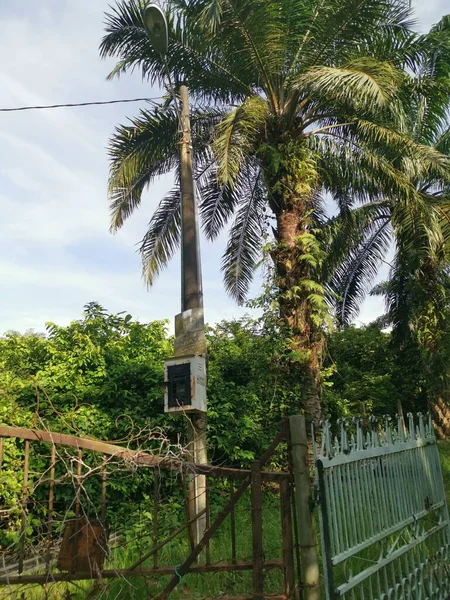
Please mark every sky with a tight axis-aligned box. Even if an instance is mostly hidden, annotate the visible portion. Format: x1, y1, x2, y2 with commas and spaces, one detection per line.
0, 0, 448, 335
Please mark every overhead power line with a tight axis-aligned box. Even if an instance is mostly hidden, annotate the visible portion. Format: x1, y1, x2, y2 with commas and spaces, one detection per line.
0, 97, 163, 113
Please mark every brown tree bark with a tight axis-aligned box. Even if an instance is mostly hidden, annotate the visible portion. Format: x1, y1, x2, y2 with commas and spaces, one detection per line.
431, 397, 450, 439
263, 138, 324, 422
272, 204, 323, 423
265, 164, 323, 423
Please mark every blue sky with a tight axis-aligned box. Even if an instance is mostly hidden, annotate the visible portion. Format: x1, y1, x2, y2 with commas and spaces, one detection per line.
0, 0, 448, 334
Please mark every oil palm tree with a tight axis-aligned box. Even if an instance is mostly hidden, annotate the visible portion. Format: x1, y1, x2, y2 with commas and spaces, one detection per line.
326, 16, 450, 329
328, 17, 450, 328
100, 0, 450, 420
328, 16, 450, 425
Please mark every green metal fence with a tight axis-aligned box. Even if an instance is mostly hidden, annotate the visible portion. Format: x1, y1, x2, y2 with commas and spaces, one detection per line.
314, 414, 450, 599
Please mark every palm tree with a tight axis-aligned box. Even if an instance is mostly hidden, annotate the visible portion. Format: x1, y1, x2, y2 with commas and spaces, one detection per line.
328, 16, 450, 328
328, 16, 450, 426
100, 0, 450, 420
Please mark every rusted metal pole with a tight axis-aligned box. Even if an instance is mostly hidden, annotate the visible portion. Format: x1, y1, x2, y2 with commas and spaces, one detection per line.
48, 444, 56, 534
205, 478, 211, 564
0, 560, 285, 586
75, 449, 82, 517
289, 416, 319, 600
259, 421, 288, 468
129, 508, 207, 571
230, 480, 237, 564
251, 461, 264, 600
101, 454, 107, 522
280, 478, 295, 599
153, 470, 159, 568
157, 476, 251, 600
19, 440, 30, 574
0, 427, 285, 482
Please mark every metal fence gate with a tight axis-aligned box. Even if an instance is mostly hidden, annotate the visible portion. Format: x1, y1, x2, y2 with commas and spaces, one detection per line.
314, 414, 450, 599
0, 423, 295, 599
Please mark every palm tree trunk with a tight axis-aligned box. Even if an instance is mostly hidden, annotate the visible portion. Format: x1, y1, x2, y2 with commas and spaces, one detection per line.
431, 397, 450, 438
271, 200, 323, 423
264, 139, 323, 422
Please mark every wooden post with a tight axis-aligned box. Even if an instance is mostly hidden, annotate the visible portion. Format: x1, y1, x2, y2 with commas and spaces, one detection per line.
186, 415, 207, 549
181, 471, 195, 553
251, 461, 264, 600
289, 416, 319, 600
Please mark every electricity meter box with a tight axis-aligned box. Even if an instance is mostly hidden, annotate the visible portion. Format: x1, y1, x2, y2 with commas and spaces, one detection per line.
164, 355, 207, 413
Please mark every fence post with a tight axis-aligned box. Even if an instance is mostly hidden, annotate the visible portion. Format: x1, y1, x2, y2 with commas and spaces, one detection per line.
289, 415, 319, 600
251, 460, 264, 600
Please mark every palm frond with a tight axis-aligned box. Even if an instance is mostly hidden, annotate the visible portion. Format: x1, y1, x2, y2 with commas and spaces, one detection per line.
140, 182, 182, 287
100, 0, 251, 103
222, 169, 266, 303
100, 0, 168, 86
420, 15, 450, 80
197, 169, 241, 240
213, 96, 269, 186
330, 218, 392, 326
108, 106, 180, 230
294, 59, 404, 114
186, 0, 288, 106
297, 0, 415, 71
320, 201, 391, 280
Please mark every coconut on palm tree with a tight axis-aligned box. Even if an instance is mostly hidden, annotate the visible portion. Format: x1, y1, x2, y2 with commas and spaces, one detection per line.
100, 0, 450, 420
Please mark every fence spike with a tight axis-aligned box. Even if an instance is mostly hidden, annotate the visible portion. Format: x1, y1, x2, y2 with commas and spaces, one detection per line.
427, 413, 433, 438
407, 413, 415, 440
384, 415, 392, 445
334, 436, 340, 456
396, 414, 405, 443
338, 419, 348, 454
417, 412, 425, 440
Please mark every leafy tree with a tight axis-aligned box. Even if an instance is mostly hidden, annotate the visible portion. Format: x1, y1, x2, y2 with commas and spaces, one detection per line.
323, 325, 427, 420
99, 0, 450, 420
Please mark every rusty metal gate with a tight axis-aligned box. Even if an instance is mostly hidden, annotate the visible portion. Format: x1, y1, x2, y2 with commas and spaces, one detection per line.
0, 422, 296, 599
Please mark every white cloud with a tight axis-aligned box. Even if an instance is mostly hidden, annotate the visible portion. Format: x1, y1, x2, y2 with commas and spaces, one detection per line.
413, 0, 448, 31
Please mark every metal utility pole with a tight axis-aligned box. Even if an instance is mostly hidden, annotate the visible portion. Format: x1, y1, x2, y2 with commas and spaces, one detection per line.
143, 1, 208, 550
179, 84, 203, 313
177, 84, 208, 548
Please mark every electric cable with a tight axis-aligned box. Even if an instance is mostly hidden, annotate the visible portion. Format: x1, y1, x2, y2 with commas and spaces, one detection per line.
0, 97, 163, 113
